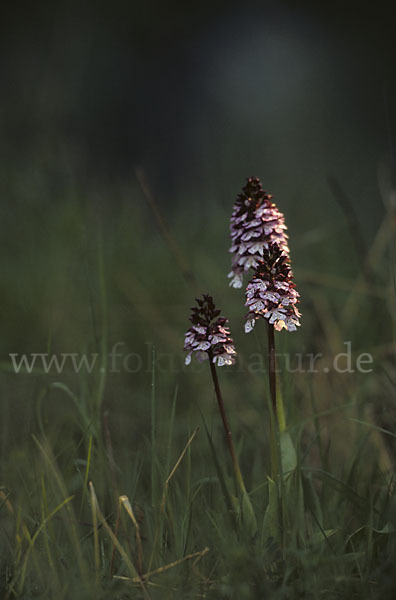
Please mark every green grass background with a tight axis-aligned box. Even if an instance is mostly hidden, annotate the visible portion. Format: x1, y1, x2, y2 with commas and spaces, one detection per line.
0, 158, 396, 598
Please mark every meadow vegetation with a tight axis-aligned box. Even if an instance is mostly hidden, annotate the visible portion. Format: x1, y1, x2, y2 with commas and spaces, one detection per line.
1, 167, 396, 599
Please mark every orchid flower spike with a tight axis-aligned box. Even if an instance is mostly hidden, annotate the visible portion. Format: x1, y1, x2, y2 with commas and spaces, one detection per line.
244, 243, 301, 334
184, 294, 237, 366
228, 176, 289, 288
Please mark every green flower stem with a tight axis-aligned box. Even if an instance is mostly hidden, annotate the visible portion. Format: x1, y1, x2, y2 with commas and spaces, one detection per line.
267, 322, 277, 416
267, 322, 280, 482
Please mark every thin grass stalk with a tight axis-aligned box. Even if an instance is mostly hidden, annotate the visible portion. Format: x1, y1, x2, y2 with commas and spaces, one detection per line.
109, 498, 122, 578
120, 496, 144, 576
151, 345, 157, 508
89, 482, 151, 600
103, 411, 120, 503
135, 166, 196, 288
148, 428, 199, 571
89, 482, 100, 585
96, 229, 107, 425
79, 434, 93, 519
32, 436, 88, 582
113, 547, 210, 584
40, 478, 55, 574
17, 496, 75, 593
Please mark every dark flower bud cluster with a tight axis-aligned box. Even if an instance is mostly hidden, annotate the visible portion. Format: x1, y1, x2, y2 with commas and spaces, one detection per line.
184, 295, 237, 366
228, 177, 289, 288
244, 243, 301, 333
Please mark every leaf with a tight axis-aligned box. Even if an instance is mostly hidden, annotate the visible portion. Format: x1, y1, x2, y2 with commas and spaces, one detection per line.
239, 489, 258, 538
280, 431, 297, 477
309, 528, 338, 546
373, 522, 396, 534
262, 476, 280, 546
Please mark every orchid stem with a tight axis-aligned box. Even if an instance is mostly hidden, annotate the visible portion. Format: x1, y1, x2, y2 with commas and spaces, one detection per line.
267, 323, 277, 416
208, 355, 247, 496
267, 322, 280, 482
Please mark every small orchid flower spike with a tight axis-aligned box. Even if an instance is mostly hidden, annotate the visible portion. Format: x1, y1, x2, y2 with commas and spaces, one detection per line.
244, 243, 301, 334
184, 295, 237, 367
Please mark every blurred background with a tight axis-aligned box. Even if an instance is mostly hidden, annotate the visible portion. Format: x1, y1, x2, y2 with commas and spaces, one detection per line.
1, 1, 396, 205
0, 0, 395, 472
